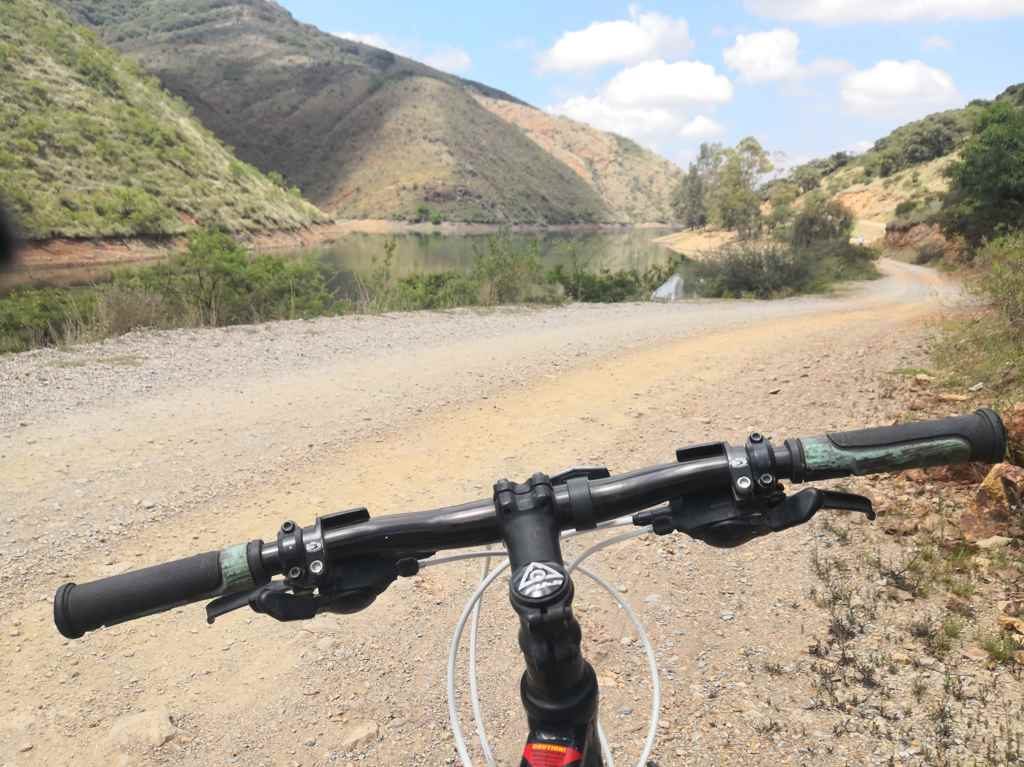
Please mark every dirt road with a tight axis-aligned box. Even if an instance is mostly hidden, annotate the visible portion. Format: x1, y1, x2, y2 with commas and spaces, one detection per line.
0, 260, 961, 765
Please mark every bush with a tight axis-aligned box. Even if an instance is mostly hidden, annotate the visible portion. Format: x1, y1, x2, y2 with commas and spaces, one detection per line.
115, 228, 334, 325
471, 234, 545, 304
693, 245, 816, 298
547, 248, 683, 302
915, 241, 946, 265
693, 239, 878, 300
391, 272, 479, 310
790, 195, 854, 249
976, 234, 1024, 328
0, 287, 92, 352
895, 201, 917, 218
0, 230, 337, 352
940, 102, 1024, 247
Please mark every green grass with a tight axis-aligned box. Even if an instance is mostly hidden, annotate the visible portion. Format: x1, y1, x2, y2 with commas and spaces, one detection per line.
980, 632, 1020, 665
0, 0, 326, 239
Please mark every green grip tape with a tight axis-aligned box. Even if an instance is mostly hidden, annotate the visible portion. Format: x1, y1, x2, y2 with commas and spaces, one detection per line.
802, 436, 971, 479
218, 543, 256, 594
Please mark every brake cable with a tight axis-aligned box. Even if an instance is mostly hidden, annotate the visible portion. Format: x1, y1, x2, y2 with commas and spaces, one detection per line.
426, 517, 661, 767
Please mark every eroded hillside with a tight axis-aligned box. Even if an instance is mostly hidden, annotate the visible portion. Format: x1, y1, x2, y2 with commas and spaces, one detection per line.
475, 95, 681, 223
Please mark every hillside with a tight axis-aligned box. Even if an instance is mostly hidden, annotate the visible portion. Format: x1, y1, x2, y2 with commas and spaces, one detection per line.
0, 0, 326, 240
53, 0, 671, 224
474, 95, 681, 223
786, 83, 1024, 240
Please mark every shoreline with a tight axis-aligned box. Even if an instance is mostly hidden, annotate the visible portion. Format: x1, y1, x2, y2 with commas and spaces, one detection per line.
2, 220, 676, 291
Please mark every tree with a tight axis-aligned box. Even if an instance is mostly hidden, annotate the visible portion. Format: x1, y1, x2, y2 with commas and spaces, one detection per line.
940, 102, 1024, 247
790, 193, 854, 249
766, 182, 799, 234
671, 143, 723, 228
706, 137, 772, 239
671, 164, 706, 228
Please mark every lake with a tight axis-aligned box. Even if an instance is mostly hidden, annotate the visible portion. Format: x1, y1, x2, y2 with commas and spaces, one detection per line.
2, 228, 692, 295
288, 228, 681, 277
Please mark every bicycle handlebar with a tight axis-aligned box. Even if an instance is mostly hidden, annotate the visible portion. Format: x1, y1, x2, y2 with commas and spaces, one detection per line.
53, 410, 1006, 639
793, 409, 1006, 482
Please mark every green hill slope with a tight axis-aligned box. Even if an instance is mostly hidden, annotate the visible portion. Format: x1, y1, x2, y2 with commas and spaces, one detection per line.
0, 0, 326, 240
783, 83, 1024, 228
52, 0, 667, 224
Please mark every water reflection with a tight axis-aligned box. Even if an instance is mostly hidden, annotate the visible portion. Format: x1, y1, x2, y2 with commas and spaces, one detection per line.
295, 229, 679, 277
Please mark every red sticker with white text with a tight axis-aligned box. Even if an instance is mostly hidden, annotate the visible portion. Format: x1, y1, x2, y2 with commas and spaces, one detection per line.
522, 741, 584, 767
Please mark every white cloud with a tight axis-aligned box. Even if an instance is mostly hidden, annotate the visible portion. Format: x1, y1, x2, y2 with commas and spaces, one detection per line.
424, 48, 472, 74
724, 28, 851, 82
841, 60, 959, 116
548, 59, 732, 147
923, 34, 953, 50
334, 31, 400, 52
679, 115, 725, 139
745, 0, 1024, 24
538, 7, 693, 72
550, 96, 679, 138
724, 29, 801, 82
605, 60, 734, 107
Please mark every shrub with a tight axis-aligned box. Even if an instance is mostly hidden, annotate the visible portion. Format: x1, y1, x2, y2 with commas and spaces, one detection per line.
471, 234, 544, 304
391, 272, 479, 310
547, 249, 683, 303
693, 239, 878, 300
693, 245, 816, 299
976, 233, 1024, 328
790, 195, 854, 249
895, 200, 917, 218
0, 287, 91, 352
915, 241, 946, 265
940, 102, 1024, 247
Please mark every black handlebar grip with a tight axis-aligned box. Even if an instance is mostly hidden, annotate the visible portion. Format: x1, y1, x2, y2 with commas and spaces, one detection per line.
54, 544, 258, 639
791, 409, 1006, 483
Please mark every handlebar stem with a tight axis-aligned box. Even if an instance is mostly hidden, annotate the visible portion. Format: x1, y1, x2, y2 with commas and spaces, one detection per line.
495, 474, 600, 747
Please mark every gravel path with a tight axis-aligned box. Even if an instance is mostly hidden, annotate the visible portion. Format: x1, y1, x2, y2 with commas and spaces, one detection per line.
0, 259, 965, 766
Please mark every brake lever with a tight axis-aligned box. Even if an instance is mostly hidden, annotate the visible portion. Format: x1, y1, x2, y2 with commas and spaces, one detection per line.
765, 489, 875, 532
206, 556, 409, 625
206, 581, 319, 624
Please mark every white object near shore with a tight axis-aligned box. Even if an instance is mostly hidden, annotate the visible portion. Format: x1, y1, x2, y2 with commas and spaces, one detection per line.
651, 274, 685, 302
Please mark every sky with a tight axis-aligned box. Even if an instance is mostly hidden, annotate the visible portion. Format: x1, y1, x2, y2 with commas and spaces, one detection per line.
277, 0, 1024, 170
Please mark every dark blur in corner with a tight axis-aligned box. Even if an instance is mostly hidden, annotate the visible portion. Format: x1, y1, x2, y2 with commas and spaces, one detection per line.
0, 198, 19, 275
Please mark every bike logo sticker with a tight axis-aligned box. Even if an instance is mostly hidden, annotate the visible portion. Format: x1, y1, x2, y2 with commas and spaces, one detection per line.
516, 563, 565, 599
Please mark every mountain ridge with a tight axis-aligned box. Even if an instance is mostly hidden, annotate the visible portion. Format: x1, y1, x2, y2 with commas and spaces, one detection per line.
53, 0, 681, 224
